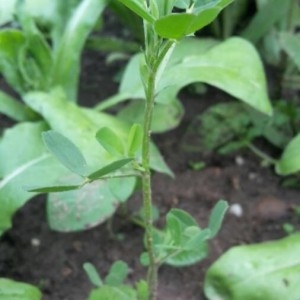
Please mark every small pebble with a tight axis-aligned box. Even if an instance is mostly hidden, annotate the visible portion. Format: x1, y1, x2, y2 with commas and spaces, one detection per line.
235, 156, 245, 166
229, 203, 243, 217
31, 238, 41, 247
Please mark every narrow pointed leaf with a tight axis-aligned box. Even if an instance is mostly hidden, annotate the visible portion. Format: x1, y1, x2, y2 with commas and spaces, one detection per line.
43, 130, 87, 176
87, 158, 133, 181
27, 184, 81, 193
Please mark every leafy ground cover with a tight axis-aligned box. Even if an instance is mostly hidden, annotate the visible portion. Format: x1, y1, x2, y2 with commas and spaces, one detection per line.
0, 44, 300, 299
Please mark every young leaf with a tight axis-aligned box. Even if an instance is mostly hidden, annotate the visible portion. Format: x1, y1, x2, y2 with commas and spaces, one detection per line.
104, 261, 129, 286
127, 123, 143, 157
83, 262, 103, 288
27, 184, 81, 193
42, 130, 87, 176
96, 127, 125, 156
87, 158, 133, 181
208, 200, 228, 238
88, 285, 136, 300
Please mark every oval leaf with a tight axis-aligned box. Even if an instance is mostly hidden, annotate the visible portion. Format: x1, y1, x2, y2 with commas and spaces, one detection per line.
43, 130, 87, 176
83, 263, 103, 288
127, 123, 143, 157
96, 127, 125, 156
208, 199, 228, 238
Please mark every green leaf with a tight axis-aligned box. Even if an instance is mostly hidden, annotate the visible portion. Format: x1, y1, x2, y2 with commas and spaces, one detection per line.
43, 130, 88, 176
280, 32, 300, 71
105, 261, 129, 286
118, 0, 155, 23
204, 234, 300, 300
96, 127, 125, 156
0, 29, 27, 93
276, 133, 300, 175
47, 179, 120, 232
136, 280, 149, 300
159, 37, 272, 115
0, 91, 36, 122
52, 0, 108, 101
0, 278, 42, 300
0, 122, 66, 236
155, 9, 220, 40
83, 262, 103, 288
127, 123, 143, 157
27, 184, 81, 193
88, 285, 136, 300
87, 158, 133, 181
241, 0, 289, 43
208, 200, 228, 238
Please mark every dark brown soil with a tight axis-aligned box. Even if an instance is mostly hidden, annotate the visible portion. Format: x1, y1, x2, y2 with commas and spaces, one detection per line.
1, 27, 300, 300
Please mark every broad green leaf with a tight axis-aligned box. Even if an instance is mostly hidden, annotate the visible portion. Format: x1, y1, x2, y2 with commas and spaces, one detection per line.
241, 0, 289, 43
43, 131, 88, 176
0, 122, 66, 236
88, 285, 136, 300
276, 133, 300, 175
47, 179, 119, 232
0, 278, 41, 300
280, 32, 300, 71
155, 9, 220, 40
105, 261, 129, 286
52, 0, 108, 101
96, 127, 125, 156
83, 263, 103, 287
0, 91, 36, 122
118, 0, 155, 23
159, 37, 272, 115
27, 184, 81, 193
208, 200, 228, 238
87, 158, 133, 181
204, 234, 300, 300
127, 123, 143, 157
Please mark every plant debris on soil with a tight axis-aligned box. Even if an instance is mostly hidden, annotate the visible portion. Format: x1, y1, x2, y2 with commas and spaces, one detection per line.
1, 40, 300, 300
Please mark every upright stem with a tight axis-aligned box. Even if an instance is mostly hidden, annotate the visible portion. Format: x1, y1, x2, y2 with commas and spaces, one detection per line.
141, 38, 175, 300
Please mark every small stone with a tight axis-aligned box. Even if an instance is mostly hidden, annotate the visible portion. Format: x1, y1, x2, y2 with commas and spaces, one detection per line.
61, 266, 73, 277
31, 238, 41, 247
254, 196, 288, 221
235, 156, 245, 166
229, 203, 243, 217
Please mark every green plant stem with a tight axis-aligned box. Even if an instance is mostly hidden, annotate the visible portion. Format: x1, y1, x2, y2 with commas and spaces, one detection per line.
141, 38, 175, 300
247, 143, 277, 165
